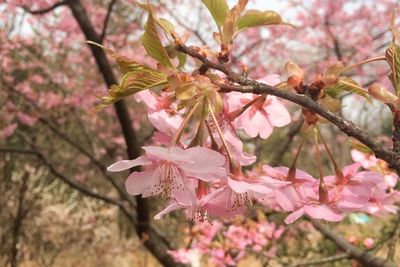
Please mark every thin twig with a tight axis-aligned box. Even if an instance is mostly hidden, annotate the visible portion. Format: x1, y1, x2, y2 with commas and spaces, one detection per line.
288, 253, 349, 267
22, 1, 67, 15
387, 211, 400, 260
100, 0, 117, 42
309, 218, 396, 267
176, 43, 399, 173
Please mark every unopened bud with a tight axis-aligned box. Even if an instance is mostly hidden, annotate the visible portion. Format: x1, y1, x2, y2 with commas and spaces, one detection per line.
322, 74, 338, 86
318, 179, 329, 204
368, 83, 397, 104
320, 95, 341, 112
322, 62, 344, 86
288, 75, 302, 88
285, 61, 304, 79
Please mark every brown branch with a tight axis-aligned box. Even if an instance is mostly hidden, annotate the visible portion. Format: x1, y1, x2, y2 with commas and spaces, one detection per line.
100, 0, 117, 42
10, 173, 29, 267
6, 84, 137, 209
176, 43, 400, 174
0, 148, 38, 155
288, 253, 349, 267
65, 1, 178, 265
309, 218, 396, 267
177, 42, 398, 266
324, 19, 342, 61
3, 142, 130, 211
22, 1, 67, 15
387, 211, 400, 260
17, 1, 178, 264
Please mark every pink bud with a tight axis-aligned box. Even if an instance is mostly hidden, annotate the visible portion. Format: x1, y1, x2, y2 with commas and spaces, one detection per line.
368, 83, 397, 104
363, 238, 374, 249
347, 236, 358, 244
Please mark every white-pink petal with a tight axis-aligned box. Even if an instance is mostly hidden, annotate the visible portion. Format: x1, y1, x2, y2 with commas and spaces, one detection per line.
107, 156, 151, 172
284, 207, 305, 224
125, 170, 155, 195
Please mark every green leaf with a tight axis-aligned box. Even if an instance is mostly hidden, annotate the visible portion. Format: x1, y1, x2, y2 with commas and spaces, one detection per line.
202, 0, 229, 27
236, 10, 283, 32
385, 44, 400, 95
176, 52, 187, 69
86, 41, 153, 75
157, 18, 175, 34
324, 77, 371, 101
101, 70, 168, 106
141, 10, 173, 68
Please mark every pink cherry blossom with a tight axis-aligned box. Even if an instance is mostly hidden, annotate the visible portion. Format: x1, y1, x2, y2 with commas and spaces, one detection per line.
284, 201, 344, 224
17, 112, 38, 127
202, 174, 272, 218
363, 238, 374, 249
135, 89, 183, 135
324, 163, 383, 211
261, 165, 316, 212
363, 182, 400, 216
351, 149, 378, 169
108, 146, 226, 206
226, 93, 291, 139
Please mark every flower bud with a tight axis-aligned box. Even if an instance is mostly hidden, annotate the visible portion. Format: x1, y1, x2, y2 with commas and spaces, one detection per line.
322, 62, 344, 86
288, 75, 302, 87
368, 83, 397, 104
363, 238, 374, 249
285, 61, 304, 88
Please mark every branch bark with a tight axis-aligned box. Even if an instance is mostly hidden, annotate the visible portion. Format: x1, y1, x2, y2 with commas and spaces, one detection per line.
309, 218, 397, 267
67, 2, 178, 266
176, 43, 400, 175
288, 253, 349, 267
176, 42, 399, 266
100, 0, 117, 42
23, 1, 67, 15
25, 1, 178, 265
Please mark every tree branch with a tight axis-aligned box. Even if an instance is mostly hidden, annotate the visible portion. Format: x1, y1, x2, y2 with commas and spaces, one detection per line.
64, 1, 178, 265
22, 1, 67, 15
100, 0, 117, 42
6, 84, 136, 209
309, 218, 396, 267
176, 43, 400, 174
387, 211, 400, 260
288, 253, 349, 267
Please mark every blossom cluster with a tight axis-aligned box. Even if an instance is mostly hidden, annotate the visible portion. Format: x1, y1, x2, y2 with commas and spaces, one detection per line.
108, 75, 399, 223
167, 215, 284, 267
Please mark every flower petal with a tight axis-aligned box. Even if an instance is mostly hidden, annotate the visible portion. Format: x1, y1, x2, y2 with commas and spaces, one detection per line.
125, 170, 154, 195
284, 207, 305, 224
154, 202, 182, 220
107, 156, 151, 172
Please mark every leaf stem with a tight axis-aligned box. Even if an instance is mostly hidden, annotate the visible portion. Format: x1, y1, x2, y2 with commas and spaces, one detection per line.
169, 101, 201, 147
342, 56, 386, 73
207, 99, 235, 170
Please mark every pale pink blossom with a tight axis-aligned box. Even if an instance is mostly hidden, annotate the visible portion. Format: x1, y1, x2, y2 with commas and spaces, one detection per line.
363, 238, 374, 249
202, 174, 272, 218
135, 89, 183, 135
351, 149, 378, 169
261, 165, 316, 212
0, 123, 17, 138
108, 146, 226, 206
226, 93, 291, 139
324, 163, 383, 211
284, 202, 344, 224
17, 112, 38, 127
363, 182, 400, 216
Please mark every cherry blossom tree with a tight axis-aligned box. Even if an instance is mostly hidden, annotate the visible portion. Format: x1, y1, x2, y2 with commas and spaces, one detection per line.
2, 0, 400, 267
